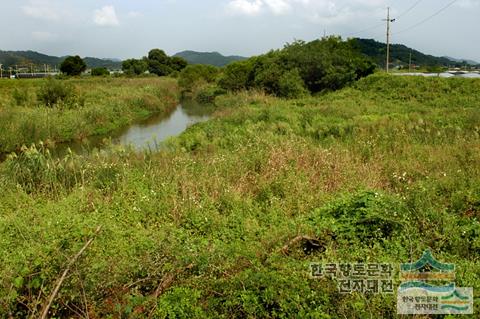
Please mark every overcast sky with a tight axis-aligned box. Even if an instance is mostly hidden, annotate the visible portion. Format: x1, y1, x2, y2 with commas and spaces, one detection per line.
1, 0, 479, 62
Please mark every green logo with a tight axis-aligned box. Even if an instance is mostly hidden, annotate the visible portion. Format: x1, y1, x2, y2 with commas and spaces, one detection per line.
397, 249, 473, 315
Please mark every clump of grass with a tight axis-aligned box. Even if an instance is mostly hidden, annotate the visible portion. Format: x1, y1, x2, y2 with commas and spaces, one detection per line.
2, 143, 82, 194
37, 78, 76, 107
11, 88, 29, 106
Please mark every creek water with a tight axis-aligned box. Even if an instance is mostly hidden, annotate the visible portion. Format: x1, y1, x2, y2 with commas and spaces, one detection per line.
49, 100, 214, 157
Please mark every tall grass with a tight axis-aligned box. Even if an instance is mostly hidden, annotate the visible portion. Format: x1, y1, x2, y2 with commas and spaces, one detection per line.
0, 77, 179, 153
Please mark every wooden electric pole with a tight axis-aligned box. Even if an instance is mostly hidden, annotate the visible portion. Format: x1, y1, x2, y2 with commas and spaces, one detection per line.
409, 51, 412, 73
384, 7, 395, 73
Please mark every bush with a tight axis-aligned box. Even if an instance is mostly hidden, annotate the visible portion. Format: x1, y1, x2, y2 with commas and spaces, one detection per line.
178, 64, 219, 93
307, 191, 405, 245
194, 85, 226, 104
91, 67, 110, 76
12, 87, 29, 106
218, 60, 254, 92
37, 78, 76, 107
122, 59, 148, 76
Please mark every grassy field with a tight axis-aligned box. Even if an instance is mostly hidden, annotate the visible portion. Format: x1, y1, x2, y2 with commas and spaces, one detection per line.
0, 74, 479, 318
0, 77, 179, 153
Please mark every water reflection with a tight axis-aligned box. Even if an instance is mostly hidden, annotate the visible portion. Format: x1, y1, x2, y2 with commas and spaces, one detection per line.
52, 100, 214, 156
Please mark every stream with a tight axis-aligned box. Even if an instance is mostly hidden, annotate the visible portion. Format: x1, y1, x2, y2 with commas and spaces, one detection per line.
28, 100, 214, 159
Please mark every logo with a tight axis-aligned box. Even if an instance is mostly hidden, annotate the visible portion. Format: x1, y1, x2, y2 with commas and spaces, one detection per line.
397, 250, 473, 315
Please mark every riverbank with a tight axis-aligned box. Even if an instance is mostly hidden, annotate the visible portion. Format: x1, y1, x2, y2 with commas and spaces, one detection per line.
0, 74, 479, 317
0, 77, 179, 153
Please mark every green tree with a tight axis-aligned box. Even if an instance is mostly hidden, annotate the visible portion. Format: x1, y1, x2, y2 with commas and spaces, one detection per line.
122, 59, 148, 75
218, 60, 254, 91
169, 56, 188, 72
60, 56, 87, 76
148, 49, 174, 76
178, 64, 219, 92
91, 67, 110, 76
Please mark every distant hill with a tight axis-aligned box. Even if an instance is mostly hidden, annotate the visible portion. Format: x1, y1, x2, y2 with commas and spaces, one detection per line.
174, 50, 247, 67
442, 56, 478, 66
353, 38, 470, 68
0, 50, 122, 70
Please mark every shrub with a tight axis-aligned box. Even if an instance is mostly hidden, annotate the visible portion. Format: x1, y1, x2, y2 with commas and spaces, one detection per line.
156, 288, 206, 318
91, 67, 110, 76
194, 85, 226, 104
277, 69, 308, 98
11, 87, 29, 106
178, 64, 219, 93
307, 191, 405, 245
122, 58, 148, 76
218, 60, 254, 92
37, 78, 76, 107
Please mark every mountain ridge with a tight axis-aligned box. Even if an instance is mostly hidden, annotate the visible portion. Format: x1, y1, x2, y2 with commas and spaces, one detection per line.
354, 38, 479, 68
173, 50, 247, 67
1, 41, 478, 71
0, 50, 122, 69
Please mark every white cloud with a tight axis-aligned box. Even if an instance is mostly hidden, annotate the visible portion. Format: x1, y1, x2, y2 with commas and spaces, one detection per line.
21, 0, 60, 21
227, 0, 263, 16
31, 31, 57, 42
93, 5, 120, 27
225, 0, 388, 25
264, 0, 292, 15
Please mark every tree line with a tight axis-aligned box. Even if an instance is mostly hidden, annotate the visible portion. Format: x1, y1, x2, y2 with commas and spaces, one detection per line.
178, 37, 376, 100
59, 49, 189, 77
59, 37, 376, 100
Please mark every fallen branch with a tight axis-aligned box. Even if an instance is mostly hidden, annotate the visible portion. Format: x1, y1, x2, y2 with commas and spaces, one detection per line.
40, 226, 102, 319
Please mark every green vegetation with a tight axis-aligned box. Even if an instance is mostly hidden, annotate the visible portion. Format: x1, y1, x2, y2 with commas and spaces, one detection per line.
122, 58, 149, 76
178, 64, 221, 102
90, 67, 110, 77
0, 77, 179, 153
178, 37, 376, 102
218, 37, 375, 98
37, 78, 77, 107
122, 49, 188, 77
60, 56, 87, 76
0, 74, 479, 317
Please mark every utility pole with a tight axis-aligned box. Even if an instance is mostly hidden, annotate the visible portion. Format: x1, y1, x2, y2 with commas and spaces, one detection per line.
409, 51, 412, 73
383, 7, 396, 73
0, 64, 2, 79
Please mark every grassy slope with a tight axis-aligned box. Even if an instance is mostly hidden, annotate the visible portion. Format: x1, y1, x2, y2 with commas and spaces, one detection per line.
0, 75, 479, 318
0, 77, 179, 153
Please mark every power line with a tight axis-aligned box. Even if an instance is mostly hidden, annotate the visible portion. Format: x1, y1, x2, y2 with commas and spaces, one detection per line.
343, 0, 422, 38
394, 0, 459, 35
396, 0, 424, 20
343, 22, 384, 38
